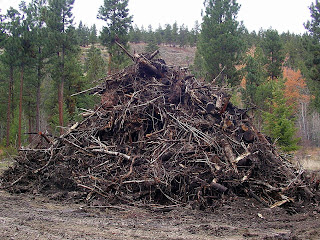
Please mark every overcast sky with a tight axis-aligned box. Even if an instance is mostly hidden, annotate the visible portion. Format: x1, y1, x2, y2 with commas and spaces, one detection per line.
0, 0, 313, 34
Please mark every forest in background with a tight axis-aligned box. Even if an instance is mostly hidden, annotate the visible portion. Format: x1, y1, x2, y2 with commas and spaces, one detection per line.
1, 0, 320, 154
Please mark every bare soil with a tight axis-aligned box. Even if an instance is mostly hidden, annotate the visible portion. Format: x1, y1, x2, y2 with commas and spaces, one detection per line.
0, 189, 319, 240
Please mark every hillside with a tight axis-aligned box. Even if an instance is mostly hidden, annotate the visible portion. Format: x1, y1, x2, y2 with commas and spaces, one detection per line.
130, 43, 196, 67
79, 43, 196, 69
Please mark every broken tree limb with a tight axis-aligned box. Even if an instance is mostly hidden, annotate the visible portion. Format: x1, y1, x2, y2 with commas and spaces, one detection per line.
1, 44, 317, 211
245, 189, 270, 208
210, 181, 228, 193
149, 49, 160, 60
91, 149, 131, 160
115, 39, 163, 78
221, 139, 238, 173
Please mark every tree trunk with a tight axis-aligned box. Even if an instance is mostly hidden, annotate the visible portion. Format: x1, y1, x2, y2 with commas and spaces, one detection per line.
108, 52, 112, 75
36, 77, 41, 132
18, 64, 24, 148
28, 102, 33, 144
6, 65, 14, 147
58, 46, 65, 135
36, 47, 41, 133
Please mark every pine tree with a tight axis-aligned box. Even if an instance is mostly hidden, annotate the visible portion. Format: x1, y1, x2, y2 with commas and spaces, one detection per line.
1, 7, 21, 146
89, 24, 98, 45
0, 11, 6, 45
0, 60, 7, 142
262, 80, 299, 152
163, 24, 172, 46
97, 0, 132, 74
154, 24, 163, 45
145, 34, 159, 54
261, 29, 284, 80
188, 21, 200, 47
85, 45, 106, 81
172, 22, 178, 46
242, 47, 267, 108
46, 0, 76, 135
77, 21, 89, 46
128, 24, 142, 43
25, 0, 48, 134
178, 24, 188, 48
195, 0, 244, 86
305, 0, 320, 112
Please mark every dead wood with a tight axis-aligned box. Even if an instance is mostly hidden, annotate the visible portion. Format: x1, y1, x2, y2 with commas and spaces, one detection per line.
1, 45, 318, 211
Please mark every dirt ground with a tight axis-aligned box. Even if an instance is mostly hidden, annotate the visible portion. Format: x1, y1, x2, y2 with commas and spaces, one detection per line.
0, 190, 319, 240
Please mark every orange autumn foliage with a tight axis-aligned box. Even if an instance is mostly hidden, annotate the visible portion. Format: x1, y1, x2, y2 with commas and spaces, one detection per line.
283, 67, 310, 110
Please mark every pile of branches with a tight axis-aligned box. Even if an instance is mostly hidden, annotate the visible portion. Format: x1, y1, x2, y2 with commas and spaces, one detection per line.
1, 46, 318, 209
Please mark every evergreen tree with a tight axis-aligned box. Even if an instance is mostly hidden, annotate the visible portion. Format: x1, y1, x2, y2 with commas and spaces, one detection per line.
281, 32, 305, 70
145, 34, 159, 54
0, 11, 6, 45
97, 0, 132, 74
144, 24, 158, 53
305, 0, 320, 111
0, 60, 7, 142
0, 11, 7, 140
261, 29, 284, 80
85, 45, 106, 81
77, 20, 89, 46
25, 0, 48, 134
140, 25, 148, 42
64, 53, 85, 119
262, 80, 299, 152
172, 22, 178, 46
242, 47, 267, 108
17, 1, 34, 147
45, 0, 76, 135
128, 24, 142, 43
195, 0, 244, 86
178, 24, 188, 47
89, 24, 98, 45
154, 24, 163, 45
1, 7, 21, 146
163, 24, 172, 45
188, 21, 200, 47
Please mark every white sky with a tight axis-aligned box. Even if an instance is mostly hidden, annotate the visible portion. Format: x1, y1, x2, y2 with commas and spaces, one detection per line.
0, 0, 313, 34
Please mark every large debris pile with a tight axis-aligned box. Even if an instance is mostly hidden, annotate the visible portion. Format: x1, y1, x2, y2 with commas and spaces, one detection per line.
1, 48, 318, 209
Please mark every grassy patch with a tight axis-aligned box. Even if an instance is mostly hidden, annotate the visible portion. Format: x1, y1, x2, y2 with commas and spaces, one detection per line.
0, 160, 12, 173
0, 147, 17, 174
293, 147, 320, 171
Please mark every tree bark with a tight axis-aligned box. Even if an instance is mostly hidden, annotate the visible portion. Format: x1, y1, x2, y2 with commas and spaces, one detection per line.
108, 52, 112, 75
18, 64, 24, 148
58, 43, 65, 135
36, 47, 41, 133
6, 65, 14, 147
28, 106, 32, 144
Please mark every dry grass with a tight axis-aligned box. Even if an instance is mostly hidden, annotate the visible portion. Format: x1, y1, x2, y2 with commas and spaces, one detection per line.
293, 147, 320, 171
130, 43, 196, 67
0, 160, 12, 174
0, 148, 15, 174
